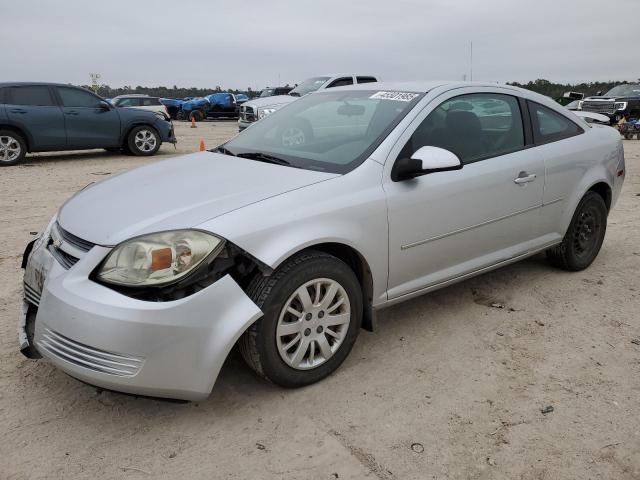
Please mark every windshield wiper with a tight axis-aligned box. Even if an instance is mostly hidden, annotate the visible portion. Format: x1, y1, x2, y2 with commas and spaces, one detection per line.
213, 146, 236, 156
237, 152, 291, 166
289, 92, 301, 97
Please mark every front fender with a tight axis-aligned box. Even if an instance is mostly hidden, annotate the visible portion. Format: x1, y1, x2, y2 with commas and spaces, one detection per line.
199, 160, 390, 306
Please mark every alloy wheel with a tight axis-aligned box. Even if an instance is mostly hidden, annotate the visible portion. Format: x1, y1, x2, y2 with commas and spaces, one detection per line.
276, 278, 351, 370
134, 129, 157, 152
0, 135, 21, 163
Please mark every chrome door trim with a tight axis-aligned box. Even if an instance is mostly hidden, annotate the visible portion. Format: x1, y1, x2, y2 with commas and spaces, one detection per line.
400, 196, 566, 251
400, 204, 541, 250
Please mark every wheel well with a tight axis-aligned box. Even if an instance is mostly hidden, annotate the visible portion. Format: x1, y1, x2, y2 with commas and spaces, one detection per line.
301, 243, 376, 332
588, 182, 612, 212
0, 125, 30, 151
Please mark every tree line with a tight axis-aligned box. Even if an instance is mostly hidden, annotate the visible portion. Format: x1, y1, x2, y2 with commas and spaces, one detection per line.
80, 79, 639, 100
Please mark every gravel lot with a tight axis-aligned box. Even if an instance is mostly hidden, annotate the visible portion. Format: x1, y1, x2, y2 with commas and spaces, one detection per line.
1, 121, 639, 480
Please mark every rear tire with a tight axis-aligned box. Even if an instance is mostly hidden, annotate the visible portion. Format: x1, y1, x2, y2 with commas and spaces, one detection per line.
546, 191, 607, 271
127, 126, 160, 156
189, 110, 204, 122
240, 250, 362, 388
0, 130, 27, 166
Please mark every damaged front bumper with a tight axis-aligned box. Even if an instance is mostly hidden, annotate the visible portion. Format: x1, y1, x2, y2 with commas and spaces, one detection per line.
19, 226, 262, 401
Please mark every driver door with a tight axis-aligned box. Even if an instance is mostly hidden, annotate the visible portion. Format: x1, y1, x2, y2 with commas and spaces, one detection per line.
384, 88, 544, 299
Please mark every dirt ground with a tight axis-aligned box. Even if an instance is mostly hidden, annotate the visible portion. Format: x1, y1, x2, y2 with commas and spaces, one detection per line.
1, 121, 639, 480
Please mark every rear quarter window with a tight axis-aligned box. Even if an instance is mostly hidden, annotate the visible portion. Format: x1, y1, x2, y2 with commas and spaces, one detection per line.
528, 101, 583, 144
7, 86, 55, 106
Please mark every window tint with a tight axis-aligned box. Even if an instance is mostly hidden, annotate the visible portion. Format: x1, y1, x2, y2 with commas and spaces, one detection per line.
8, 86, 55, 106
0, 87, 5, 104
356, 76, 377, 84
57, 87, 103, 108
528, 101, 582, 144
327, 78, 354, 88
400, 93, 525, 164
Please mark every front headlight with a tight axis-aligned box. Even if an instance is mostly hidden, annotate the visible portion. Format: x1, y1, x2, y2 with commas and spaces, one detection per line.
615, 102, 627, 111
258, 106, 279, 119
97, 230, 224, 287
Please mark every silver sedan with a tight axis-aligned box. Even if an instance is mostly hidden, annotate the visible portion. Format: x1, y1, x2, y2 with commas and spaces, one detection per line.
20, 82, 625, 400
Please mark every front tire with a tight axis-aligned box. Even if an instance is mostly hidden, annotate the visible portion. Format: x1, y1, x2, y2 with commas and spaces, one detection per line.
127, 126, 160, 156
546, 191, 607, 271
240, 250, 362, 387
0, 130, 27, 166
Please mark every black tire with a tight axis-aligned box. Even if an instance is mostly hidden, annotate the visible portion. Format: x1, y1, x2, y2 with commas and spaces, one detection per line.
624, 133, 634, 140
239, 250, 362, 387
546, 191, 607, 271
189, 110, 204, 122
126, 125, 161, 156
0, 130, 27, 166
176, 110, 186, 121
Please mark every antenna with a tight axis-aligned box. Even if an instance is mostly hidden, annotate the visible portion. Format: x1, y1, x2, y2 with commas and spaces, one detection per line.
470, 41, 473, 82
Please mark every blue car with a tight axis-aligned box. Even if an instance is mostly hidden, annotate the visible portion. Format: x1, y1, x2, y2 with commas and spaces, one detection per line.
179, 92, 242, 121
0, 83, 176, 166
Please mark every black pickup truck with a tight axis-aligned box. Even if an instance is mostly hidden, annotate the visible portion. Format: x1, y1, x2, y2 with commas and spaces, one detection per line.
581, 83, 640, 125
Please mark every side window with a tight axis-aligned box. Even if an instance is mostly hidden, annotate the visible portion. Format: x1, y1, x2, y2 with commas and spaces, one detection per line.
0, 87, 5, 104
7, 86, 55, 106
356, 76, 377, 84
327, 77, 354, 88
116, 98, 133, 107
528, 101, 582, 144
400, 93, 525, 164
142, 98, 160, 106
57, 87, 103, 108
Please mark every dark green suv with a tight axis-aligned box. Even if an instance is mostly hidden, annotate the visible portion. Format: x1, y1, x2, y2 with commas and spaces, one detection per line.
0, 83, 176, 166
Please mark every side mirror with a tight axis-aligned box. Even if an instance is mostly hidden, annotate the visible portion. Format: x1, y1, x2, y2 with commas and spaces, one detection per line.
391, 146, 462, 182
99, 101, 111, 110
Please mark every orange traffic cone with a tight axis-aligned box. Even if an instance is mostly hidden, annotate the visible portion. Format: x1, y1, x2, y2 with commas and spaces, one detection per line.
199, 139, 206, 151
190, 116, 197, 128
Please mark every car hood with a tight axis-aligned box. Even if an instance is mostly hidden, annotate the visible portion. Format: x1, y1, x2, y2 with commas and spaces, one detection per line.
243, 95, 297, 109
58, 152, 337, 246
584, 95, 637, 101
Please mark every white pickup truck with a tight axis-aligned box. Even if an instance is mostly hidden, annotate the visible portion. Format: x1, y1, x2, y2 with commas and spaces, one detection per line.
238, 74, 377, 131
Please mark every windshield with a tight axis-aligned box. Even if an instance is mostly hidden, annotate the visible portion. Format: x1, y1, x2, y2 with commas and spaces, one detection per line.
260, 88, 275, 97
603, 84, 640, 97
289, 77, 331, 97
222, 89, 423, 174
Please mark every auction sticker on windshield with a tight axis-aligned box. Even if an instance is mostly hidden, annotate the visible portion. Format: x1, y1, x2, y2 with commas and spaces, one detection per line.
370, 91, 420, 102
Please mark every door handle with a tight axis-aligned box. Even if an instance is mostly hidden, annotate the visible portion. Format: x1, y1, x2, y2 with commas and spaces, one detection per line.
514, 172, 537, 185
65, 111, 79, 116
10, 109, 27, 114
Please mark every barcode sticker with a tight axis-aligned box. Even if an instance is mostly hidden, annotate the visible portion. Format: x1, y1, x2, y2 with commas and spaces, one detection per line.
370, 91, 420, 102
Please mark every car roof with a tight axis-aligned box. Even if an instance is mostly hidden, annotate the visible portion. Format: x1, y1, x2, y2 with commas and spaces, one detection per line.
113, 94, 155, 98
0, 82, 85, 88
328, 80, 531, 94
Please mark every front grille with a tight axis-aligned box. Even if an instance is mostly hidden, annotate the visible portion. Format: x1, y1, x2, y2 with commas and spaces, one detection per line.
582, 101, 616, 115
47, 222, 95, 270
241, 105, 256, 122
23, 282, 41, 307
48, 244, 78, 269
55, 222, 95, 252
38, 327, 144, 377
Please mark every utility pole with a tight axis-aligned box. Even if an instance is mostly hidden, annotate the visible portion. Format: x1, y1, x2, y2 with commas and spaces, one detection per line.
470, 41, 473, 82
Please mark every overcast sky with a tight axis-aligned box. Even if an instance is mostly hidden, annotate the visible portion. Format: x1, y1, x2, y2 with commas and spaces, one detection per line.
2, 0, 638, 90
